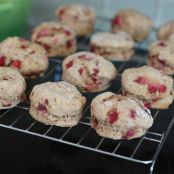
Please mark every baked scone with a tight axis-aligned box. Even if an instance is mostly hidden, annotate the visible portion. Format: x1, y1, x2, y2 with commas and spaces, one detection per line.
157, 21, 174, 40
90, 32, 134, 61
0, 37, 49, 78
91, 92, 153, 140
111, 9, 153, 41
147, 40, 174, 75
62, 51, 117, 92
122, 66, 174, 109
29, 81, 86, 127
31, 22, 76, 57
0, 67, 26, 109
56, 4, 96, 36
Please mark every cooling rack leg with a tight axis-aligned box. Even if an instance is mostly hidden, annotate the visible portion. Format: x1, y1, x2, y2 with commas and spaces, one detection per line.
149, 161, 156, 174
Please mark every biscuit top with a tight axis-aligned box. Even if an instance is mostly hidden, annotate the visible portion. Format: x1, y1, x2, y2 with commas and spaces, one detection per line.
0, 67, 26, 98
0, 36, 49, 75
32, 22, 76, 46
122, 66, 173, 100
91, 92, 153, 128
56, 4, 96, 22
114, 9, 153, 26
90, 32, 134, 48
62, 51, 117, 86
30, 81, 86, 116
149, 40, 174, 67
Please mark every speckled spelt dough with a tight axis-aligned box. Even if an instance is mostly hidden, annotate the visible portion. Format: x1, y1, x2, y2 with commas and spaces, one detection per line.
29, 81, 86, 127
111, 9, 153, 41
157, 21, 174, 40
90, 32, 134, 61
56, 4, 96, 36
122, 66, 174, 109
147, 40, 174, 75
0, 37, 49, 78
31, 22, 76, 57
90, 92, 153, 140
62, 51, 117, 92
0, 67, 26, 109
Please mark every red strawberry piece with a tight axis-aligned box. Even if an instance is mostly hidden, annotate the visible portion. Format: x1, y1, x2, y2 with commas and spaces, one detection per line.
91, 68, 99, 82
66, 39, 73, 49
130, 109, 136, 119
90, 46, 96, 52
78, 54, 93, 61
126, 129, 135, 138
157, 84, 167, 93
11, 60, 21, 69
148, 84, 158, 93
42, 43, 50, 52
152, 98, 160, 103
64, 30, 72, 36
134, 76, 148, 85
158, 59, 166, 66
92, 117, 98, 128
122, 129, 135, 140
0, 56, 5, 66
20, 44, 28, 49
45, 99, 49, 105
78, 67, 84, 75
107, 109, 119, 124
37, 103, 47, 113
148, 84, 166, 93
144, 102, 151, 109
38, 28, 51, 38
65, 60, 74, 69
59, 8, 65, 16
93, 68, 99, 75
111, 15, 122, 26
158, 42, 166, 47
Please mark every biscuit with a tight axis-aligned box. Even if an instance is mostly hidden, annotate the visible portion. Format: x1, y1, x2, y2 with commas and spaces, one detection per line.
91, 92, 153, 140
32, 22, 76, 57
29, 81, 86, 127
90, 32, 134, 61
0, 37, 49, 78
56, 4, 96, 36
111, 9, 153, 41
62, 51, 117, 92
122, 66, 174, 109
0, 67, 26, 109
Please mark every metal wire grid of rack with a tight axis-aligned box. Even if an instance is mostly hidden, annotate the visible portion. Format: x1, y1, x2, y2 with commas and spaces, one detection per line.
0, 17, 174, 174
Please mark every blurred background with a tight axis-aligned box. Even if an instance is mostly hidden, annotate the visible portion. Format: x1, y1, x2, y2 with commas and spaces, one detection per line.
1, 0, 174, 40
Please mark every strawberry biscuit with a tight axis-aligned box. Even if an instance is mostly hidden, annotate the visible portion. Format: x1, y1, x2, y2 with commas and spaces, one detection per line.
29, 81, 86, 127
56, 4, 96, 36
147, 40, 174, 75
31, 22, 76, 57
111, 9, 153, 41
91, 92, 153, 140
0, 67, 26, 109
90, 32, 134, 61
62, 51, 117, 92
122, 66, 174, 109
0, 37, 49, 78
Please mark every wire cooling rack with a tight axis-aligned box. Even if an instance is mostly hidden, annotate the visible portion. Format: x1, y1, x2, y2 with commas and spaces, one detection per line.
0, 17, 174, 174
